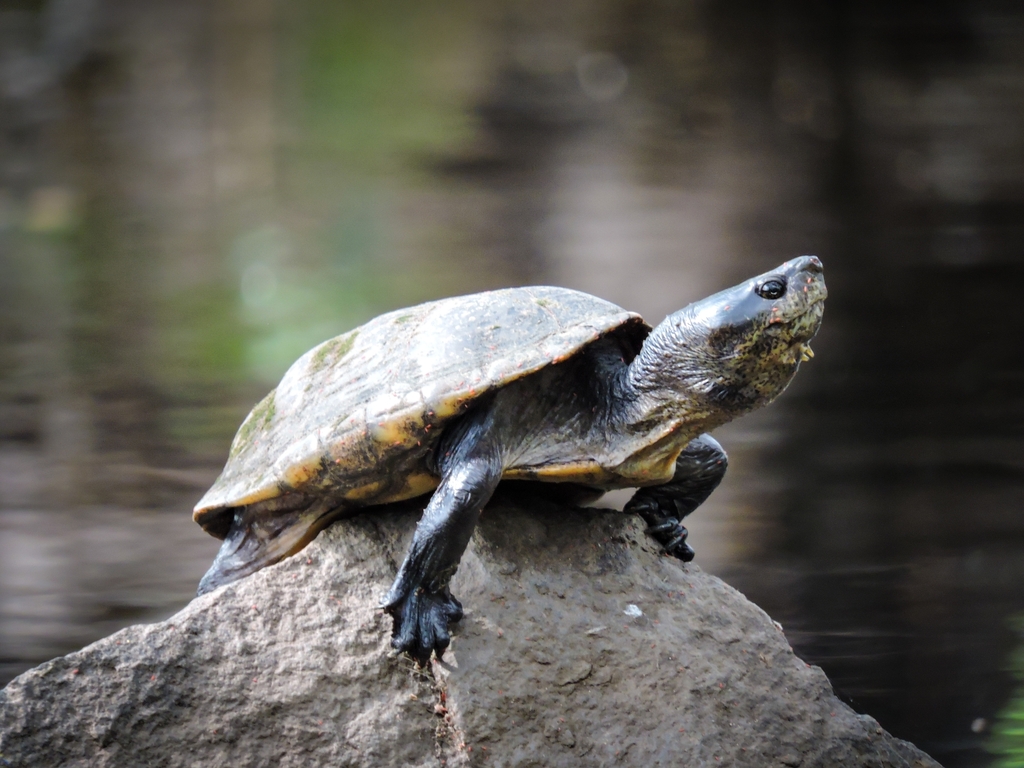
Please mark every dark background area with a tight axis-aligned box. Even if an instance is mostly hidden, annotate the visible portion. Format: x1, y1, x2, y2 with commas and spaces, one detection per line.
2, 1, 1024, 765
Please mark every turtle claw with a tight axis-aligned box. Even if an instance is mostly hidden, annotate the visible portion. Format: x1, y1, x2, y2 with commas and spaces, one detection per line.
663, 525, 695, 562
624, 496, 660, 519
624, 494, 696, 562
647, 516, 694, 561
382, 586, 463, 665
647, 518, 681, 535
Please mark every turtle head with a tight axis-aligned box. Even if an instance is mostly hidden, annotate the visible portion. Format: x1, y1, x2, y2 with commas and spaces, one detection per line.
630, 256, 826, 425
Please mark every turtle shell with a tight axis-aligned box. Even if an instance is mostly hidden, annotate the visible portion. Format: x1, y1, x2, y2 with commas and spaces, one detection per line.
193, 286, 647, 536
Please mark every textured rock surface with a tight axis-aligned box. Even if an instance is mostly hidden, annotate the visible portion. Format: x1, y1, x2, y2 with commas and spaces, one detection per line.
0, 495, 941, 767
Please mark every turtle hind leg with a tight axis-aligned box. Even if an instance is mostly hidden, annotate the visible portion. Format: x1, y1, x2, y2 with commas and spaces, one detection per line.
624, 433, 728, 562
197, 496, 346, 595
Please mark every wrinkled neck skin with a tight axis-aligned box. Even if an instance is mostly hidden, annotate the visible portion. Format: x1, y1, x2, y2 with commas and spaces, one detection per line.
599, 254, 826, 453
618, 307, 796, 436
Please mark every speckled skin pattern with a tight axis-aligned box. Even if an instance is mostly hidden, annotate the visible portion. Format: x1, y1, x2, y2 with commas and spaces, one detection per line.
194, 257, 826, 662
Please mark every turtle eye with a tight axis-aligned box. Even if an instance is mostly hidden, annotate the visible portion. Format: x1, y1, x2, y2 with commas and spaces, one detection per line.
756, 277, 787, 300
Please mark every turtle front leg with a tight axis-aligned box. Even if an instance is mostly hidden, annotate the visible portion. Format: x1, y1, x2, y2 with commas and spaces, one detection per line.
624, 433, 728, 561
381, 422, 502, 664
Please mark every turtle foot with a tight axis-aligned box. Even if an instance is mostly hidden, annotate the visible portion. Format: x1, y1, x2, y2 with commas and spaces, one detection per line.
624, 496, 695, 562
381, 585, 464, 665
648, 517, 695, 561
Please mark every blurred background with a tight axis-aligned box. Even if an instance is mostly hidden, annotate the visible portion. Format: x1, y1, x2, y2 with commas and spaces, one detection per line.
1, 0, 1023, 764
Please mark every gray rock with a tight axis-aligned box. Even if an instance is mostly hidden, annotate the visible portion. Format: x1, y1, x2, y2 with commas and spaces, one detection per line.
0, 497, 941, 767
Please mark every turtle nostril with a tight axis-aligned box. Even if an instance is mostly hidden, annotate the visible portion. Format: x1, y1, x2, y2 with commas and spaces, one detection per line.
802, 255, 823, 273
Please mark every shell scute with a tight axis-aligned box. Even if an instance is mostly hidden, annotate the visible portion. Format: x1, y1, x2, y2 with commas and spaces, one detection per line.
193, 286, 645, 529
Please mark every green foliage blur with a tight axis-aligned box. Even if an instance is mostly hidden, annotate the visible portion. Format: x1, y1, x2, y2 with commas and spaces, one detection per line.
100, 0, 483, 464
169, 0, 483, 389
991, 618, 1024, 767
0, 0, 491, 482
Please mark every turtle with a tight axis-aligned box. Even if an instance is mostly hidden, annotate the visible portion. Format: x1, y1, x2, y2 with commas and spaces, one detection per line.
194, 256, 826, 663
